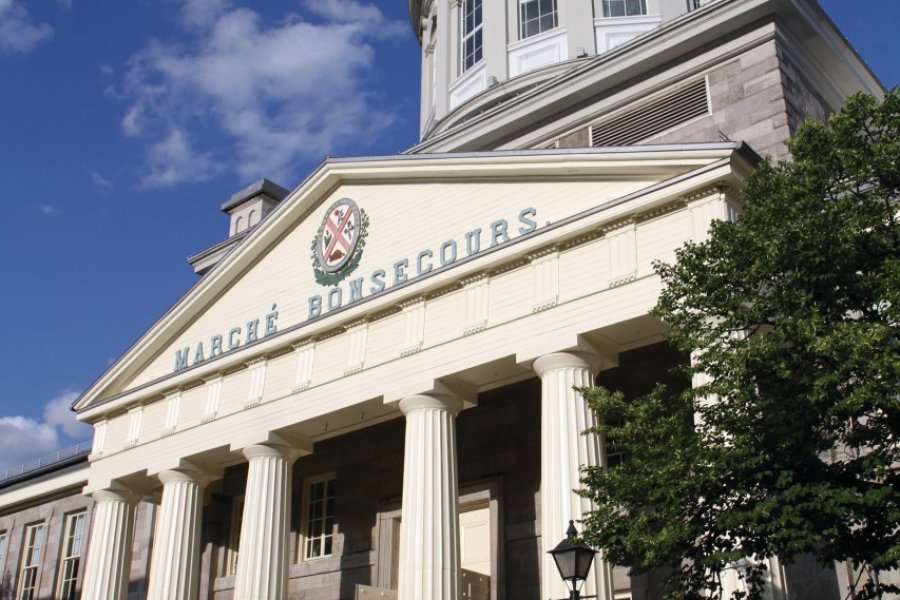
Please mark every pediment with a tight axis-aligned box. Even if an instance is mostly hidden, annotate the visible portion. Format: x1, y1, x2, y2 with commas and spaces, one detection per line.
74, 145, 748, 415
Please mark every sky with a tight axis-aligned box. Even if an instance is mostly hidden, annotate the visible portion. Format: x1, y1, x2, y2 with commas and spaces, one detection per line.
0, 0, 897, 474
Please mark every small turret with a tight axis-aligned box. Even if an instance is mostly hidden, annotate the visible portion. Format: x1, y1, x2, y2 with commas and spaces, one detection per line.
188, 179, 289, 276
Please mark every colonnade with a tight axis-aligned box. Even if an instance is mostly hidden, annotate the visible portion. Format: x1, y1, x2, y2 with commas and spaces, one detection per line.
79, 350, 614, 600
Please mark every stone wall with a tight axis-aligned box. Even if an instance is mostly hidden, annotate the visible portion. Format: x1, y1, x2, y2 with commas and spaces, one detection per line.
0, 485, 93, 600
552, 33, 828, 161
651, 38, 792, 160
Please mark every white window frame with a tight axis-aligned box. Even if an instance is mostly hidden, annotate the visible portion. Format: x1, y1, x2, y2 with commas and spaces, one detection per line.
56, 512, 85, 600
17, 523, 44, 600
519, 0, 558, 39
601, 0, 648, 17
300, 474, 336, 561
460, 0, 483, 73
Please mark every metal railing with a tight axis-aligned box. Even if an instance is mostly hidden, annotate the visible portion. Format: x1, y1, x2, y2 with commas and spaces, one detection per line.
0, 441, 92, 483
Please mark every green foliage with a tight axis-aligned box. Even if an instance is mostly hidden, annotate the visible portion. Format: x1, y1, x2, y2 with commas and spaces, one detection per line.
579, 90, 900, 600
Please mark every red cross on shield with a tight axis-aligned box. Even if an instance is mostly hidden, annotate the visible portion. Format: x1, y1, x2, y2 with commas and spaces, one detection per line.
316, 198, 361, 273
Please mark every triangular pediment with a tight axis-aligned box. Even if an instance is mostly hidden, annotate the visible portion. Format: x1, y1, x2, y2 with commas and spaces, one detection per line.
74, 145, 750, 415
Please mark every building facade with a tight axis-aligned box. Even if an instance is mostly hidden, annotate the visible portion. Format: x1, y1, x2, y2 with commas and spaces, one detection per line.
0, 1, 886, 600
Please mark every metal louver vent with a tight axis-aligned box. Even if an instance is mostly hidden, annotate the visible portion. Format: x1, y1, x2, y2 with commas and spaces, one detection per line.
590, 78, 709, 147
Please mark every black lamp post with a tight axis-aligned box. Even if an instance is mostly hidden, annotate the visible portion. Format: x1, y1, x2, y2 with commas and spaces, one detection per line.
547, 520, 597, 600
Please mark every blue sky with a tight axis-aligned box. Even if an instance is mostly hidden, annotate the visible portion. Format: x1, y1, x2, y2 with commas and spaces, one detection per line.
0, 0, 896, 473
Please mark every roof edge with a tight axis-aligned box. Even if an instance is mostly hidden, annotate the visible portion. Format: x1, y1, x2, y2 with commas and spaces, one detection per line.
221, 178, 289, 213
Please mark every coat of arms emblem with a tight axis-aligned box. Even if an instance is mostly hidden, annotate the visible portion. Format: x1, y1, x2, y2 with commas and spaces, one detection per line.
310, 198, 369, 286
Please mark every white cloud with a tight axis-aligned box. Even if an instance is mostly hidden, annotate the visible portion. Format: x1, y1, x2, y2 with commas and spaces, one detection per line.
142, 128, 224, 188
303, 0, 400, 30
43, 390, 89, 438
38, 203, 56, 215
121, 1, 403, 187
0, 390, 90, 475
0, 0, 53, 54
90, 170, 113, 190
180, 0, 232, 29
0, 417, 58, 474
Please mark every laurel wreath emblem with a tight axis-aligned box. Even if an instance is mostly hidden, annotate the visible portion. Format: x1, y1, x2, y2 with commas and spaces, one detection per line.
310, 204, 369, 287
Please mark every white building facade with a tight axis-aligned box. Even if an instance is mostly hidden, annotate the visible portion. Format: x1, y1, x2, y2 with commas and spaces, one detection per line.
0, 1, 886, 600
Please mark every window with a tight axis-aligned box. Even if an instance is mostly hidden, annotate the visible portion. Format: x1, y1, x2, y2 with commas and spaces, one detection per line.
519, 0, 557, 39
461, 0, 483, 73
601, 0, 647, 17
57, 513, 85, 600
18, 523, 44, 600
301, 476, 335, 560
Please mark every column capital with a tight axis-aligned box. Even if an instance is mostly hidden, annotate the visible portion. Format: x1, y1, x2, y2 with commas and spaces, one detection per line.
230, 431, 313, 458
533, 350, 602, 377
156, 467, 213, 488
91, 485, 141, 505
241, 441, 304, 464
399, 392, 462, 416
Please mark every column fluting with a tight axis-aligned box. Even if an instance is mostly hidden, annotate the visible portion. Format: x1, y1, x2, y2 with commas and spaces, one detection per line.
146, 468, 208, 600
80, 488, 140, 600
397, 393, 462, 600
534, 351, 614, 600
233, 443, 295, 600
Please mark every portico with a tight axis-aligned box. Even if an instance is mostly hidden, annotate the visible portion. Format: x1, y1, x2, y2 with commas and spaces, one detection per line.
73, 145, 750, 600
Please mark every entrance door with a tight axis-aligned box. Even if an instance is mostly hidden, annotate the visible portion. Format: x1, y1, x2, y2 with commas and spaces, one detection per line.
460, 504, 491, 600
382, 496, 496, 599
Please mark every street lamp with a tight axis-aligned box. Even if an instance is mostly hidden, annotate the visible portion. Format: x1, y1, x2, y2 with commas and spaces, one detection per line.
548, 520, 597, 600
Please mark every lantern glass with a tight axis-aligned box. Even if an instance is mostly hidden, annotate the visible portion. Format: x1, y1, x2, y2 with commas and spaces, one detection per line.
552, 545, 578, 581
548, 521, 597, 589
574, 546, 594, 580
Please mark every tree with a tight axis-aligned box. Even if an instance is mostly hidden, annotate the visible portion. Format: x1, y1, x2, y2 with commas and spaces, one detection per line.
579, 90, 900, 600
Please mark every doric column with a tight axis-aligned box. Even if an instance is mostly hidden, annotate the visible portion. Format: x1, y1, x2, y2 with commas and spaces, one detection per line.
146, 467, 209, 600
233, 443, 297, 600
397, 393, 462, 600
534, 351, 614, 600
81, 487, 140, 600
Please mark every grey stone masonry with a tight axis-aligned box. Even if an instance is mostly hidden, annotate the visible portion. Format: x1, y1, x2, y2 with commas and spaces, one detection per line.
549, 30, 846, 162
652, 39, 793, 160
0, 490, 93, 600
